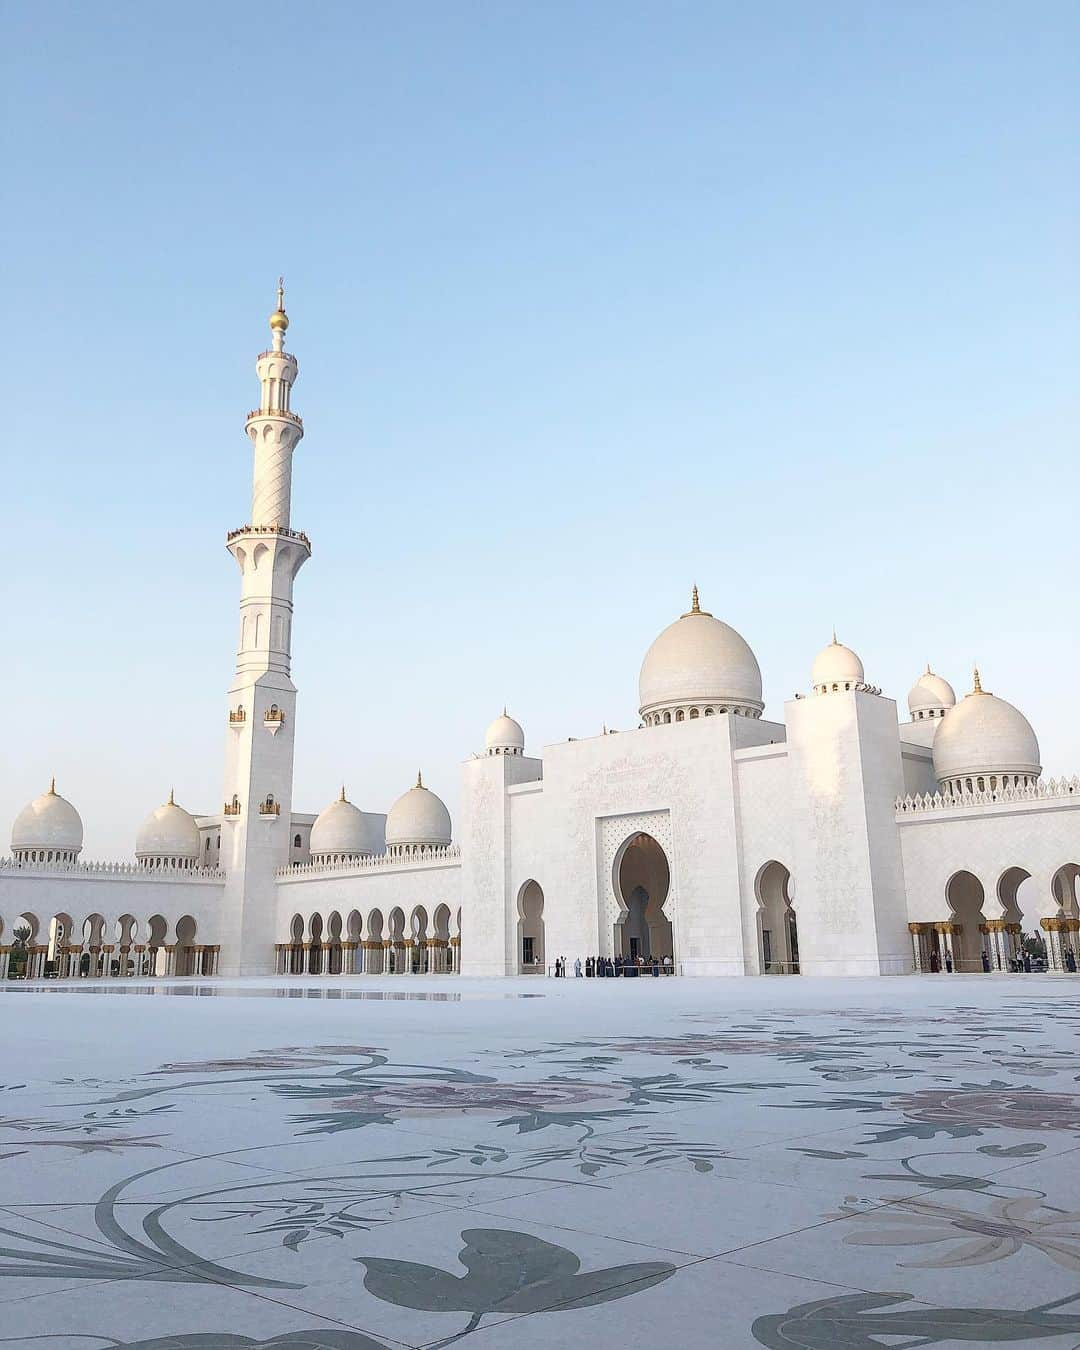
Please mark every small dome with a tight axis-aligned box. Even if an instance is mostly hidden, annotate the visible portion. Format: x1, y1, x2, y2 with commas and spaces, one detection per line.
908, 667, 956, 716
933, 670, 1040, 788
811, 634, 864, 692
639, 587, 763, 719
485, 710, 525, 755
385, 772, 452, 852
309, 789, 381, 859
11, 780, 83, 859
135, 792, 201, 866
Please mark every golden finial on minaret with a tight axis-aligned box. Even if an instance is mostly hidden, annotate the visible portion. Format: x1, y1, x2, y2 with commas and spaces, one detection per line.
269, 276, 289, 334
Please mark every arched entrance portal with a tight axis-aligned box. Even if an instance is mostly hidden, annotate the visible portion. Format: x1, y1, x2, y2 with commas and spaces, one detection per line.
614, 833, 673, 964
756, 861, 798, 974
517, 881, 545, 973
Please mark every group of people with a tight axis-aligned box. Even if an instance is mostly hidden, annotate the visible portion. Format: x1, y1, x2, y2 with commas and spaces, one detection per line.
928, 946, 1056, 973
551, 954, 674, 978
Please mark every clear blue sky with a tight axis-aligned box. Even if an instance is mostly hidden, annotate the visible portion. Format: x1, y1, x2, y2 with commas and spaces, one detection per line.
4, 2, 1077, 856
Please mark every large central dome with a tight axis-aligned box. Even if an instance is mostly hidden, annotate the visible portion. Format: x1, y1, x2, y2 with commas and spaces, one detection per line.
639, 588, 763, 723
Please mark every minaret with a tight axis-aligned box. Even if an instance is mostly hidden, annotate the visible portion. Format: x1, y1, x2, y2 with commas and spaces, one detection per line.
218, 283, 311, 975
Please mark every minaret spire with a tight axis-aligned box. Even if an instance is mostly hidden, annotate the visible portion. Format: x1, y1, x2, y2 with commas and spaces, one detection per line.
269, 277, 288, 354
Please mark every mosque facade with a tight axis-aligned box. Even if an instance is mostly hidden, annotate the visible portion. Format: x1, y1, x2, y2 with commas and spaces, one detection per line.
3, 295, 1079, 981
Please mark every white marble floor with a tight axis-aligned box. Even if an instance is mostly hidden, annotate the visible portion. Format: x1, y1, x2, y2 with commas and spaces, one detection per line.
3, 974, 1080, 1347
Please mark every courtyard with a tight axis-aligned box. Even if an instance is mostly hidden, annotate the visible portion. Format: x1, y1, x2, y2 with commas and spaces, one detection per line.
3, 975, 1080, 1347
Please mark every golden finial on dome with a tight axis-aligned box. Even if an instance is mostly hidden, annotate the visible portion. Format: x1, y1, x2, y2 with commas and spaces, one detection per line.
832, 627, 838, 645
681, 584, 712, 618
416, 770, 423, 789
48, 776, 56, 795
926, 662, 932, 676
973, 665, 985, 694
269, 276, 289, 333
168, 788, 175, 806
340, 785, 347, 802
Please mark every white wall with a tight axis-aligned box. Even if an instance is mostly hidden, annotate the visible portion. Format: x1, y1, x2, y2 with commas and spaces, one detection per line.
785, 690, 911, 975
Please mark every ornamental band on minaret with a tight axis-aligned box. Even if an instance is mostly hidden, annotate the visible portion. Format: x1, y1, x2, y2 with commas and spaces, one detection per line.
218, 283, 312, 974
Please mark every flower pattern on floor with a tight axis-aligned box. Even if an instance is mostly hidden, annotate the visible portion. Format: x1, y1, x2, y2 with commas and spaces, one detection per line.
6, 984, 1080, 1347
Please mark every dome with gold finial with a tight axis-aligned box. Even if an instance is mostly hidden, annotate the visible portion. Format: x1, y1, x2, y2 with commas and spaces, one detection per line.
811, 632, 865, 694
638, 586, 763, 724
485, 709, 525, 756
135, 790, 201, 870
309, 787, 381, 863
907, 665, 956, 720
11, 779, 84, 863
932, 667, 1041, 794
384, 772, 452, 856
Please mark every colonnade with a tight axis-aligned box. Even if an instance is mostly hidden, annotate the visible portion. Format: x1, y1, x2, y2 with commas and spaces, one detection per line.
909, 861, 1080, 973
273, 936, 459, 975
1, 942, 220, 979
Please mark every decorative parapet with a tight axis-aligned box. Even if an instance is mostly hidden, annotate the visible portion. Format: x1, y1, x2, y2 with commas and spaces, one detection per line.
896, 775, 1080, 816
245, 408, 304, 430
278, 844, 461, 881
0, 858, 225, 882
227, 524, 311, 548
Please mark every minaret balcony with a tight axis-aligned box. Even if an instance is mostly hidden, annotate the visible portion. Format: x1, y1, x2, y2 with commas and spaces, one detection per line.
246, 408, 303, 430
227, 524, 312, 550
263, 707, 285, 735
258, 799, 281, 818
223, 801, 242, 817
229, 709, 247, 728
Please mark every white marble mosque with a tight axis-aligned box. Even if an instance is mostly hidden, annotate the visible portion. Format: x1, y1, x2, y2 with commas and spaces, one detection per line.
3, 290, 1079, 984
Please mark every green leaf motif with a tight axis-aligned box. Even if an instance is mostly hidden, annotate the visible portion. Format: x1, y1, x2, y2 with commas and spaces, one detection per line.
357, 1227, 675, 1327
751, 1290, 1080, 1349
